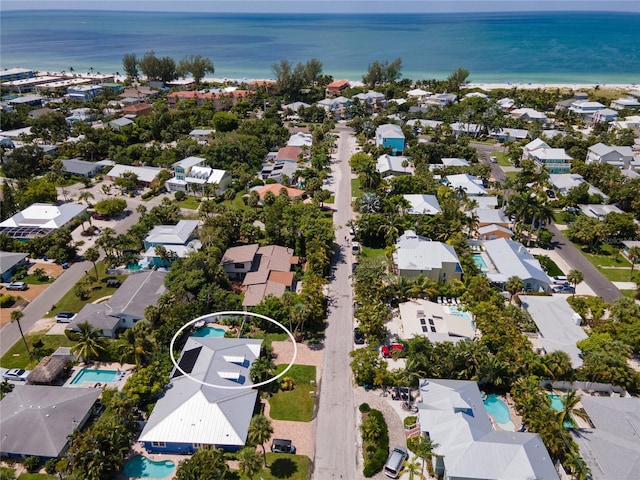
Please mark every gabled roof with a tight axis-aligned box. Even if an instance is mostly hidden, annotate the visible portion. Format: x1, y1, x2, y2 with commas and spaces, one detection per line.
252, 184, 304, 200
418, 379, 559, 480
376, 154, 413, 175
287, 133, 313, 147
473, 208, 509, 225
403, 194, 441, 215
0, 251, 27, 274
519, 295, 587, 367
221, 244, 260, 265
108, 117, 134, 127
138, 338, 262, 447
393, 230, 461, 272
483, 238, 552, 286
276, 146, 303, 161
441, 157, 469, 167
572, 396, 640, 480
0, 385, 100, 458
145, 220, 199, 246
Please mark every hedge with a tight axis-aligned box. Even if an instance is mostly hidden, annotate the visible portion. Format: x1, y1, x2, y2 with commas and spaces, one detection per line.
361, 406, 389, 477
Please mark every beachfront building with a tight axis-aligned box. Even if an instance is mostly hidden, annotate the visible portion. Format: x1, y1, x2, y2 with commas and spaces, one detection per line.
67, 85, 102, 102
519, 295, 587, 368
375, 124, 405, 154
571, 396, 640, 480
375, 154, 413, 178
138, 337, 263, 454
0, 385, 100, 461
522, 138, 573, 174
403, 194, 441, 215
393, 230, 462, 283
417, 379, 560, 480
482, 238, 552, 292
0, 203, 87, 240
610, 97, 640, 110
66, 271, 167, 338
325, 79, 349, 97
399, 299, 475, 343
586, 143, 634, 169
511, 107, 548, 122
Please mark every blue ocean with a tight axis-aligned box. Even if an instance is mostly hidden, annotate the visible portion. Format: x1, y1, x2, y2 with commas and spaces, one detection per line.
1, 10, 639, 83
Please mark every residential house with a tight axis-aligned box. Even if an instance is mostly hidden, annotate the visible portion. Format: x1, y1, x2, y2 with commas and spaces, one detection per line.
417, 379, 559, 480
399, 299, 475, 343
375, 124, 405, 154
325, 79, 349, 97
0, 386, 100, 461
260, 160, 299, 183
441, 157, 469, 168
450, 122, 482, 137
519, 295, 587, 367
406, 119, 443, 133
138, 337, 262, 454
221, 244, 299, 307
578, 204, 624, 219
169, 156, 204, 183
473, 208, 510, 228
571, 396, 640, 480
66, 270, 167, 338
67, 85, 102, 101
376, 154, 413, 178
569, 100, 606, 116
0, 203, 87, 240
287, 133, 313, 148
622, 240, 640, 261
610, 97, 640, 110
122, 102, 153, 117
586, 143, 634, 169
522, 138, 573, 173
282, 101, 310, 114
612, 115, 640, 132
555, 92, 588, 111
105, 164, 163, 186
477, 224, 514, 240
189, 129, 215, 142
481, 238, 553, 292
7, 94, 44, 108
511, 107, 547, 122
143, 220, 201, 267
250, 184, 304, 204
66, 107, 97, 125
446, 173, 487, 196
406, 88, 431, 102
425, 93, 457, 107
0, 251, 28, 282
27, 107, 54, 120
548, 173, 606, 198
590, 108, 618, 123
489, 128, 529, 142
61, 158, 103, 177
353, 90, 386, 110
393, 230, 463, 282
497, 97, 515, 110
108, 117, 135, 130
403, 194, 441, 215
317, 96, 352, 119
472, 196, 499, 209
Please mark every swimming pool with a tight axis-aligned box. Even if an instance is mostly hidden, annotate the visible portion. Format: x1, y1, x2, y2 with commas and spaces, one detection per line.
123, 455, 175, 479
447, 306, 476, 331
472, 254, 489, 273
483, 394, 512, 425
548, 393, 575, 428
192, 326, 226, 338
71, 368, 118, 384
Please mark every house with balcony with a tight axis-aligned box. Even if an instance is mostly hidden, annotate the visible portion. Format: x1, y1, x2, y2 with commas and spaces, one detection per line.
586, 143, 634, 169
317, 96, 352, 119
353, 90, 386, 110
511, 107, 547, 122
143, 220, 201, 267
375, 124, 405, 154
325, 79, 349, 97
522, 138, 573, 173
393, 230, 462, 282
425, 93, 457, 108
569, 100, 606, 116
166, 156, 230, 193
67, 85, 102, 102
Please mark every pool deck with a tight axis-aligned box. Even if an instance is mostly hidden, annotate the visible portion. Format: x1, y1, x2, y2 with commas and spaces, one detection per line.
64, 361, 134, 390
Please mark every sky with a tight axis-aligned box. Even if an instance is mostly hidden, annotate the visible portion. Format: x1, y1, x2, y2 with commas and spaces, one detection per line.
3, 0, 640, 13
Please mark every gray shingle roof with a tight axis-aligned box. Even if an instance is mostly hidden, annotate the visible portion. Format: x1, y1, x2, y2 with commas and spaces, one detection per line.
0, 251, 27, 274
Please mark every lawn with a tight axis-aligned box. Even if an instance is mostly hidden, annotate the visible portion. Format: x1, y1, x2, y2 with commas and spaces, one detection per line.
492, 151, 512, 167
45, 263, 126, 318
325, 195, 335, 204
268, 364, 317, 422
21, 272, 55, 285
351, 178, 361, 197
505, 171, 519, 179
361, 246, 386, 260
574, 242, 633, 282
534, 254, 564, 277
248, 332, 290, 350
226, 453, 310, 480
174, 196, 202, 210
0, 334, 74, 370
226, 191, 252, 211
18, 474, 57, 480
621, 290, 637, 299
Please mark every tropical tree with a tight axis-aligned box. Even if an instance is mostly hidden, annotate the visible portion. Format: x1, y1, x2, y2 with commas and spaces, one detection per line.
78, 191, 95, 206
556, 390, 590, 429
237, 446, 263, 479
11, 310, 29, 354
412, 434, 439, 475
177, 54, 214, 86
360, 414, 384, 442
247, 414, 274, 466
505, 276, 524, 303
174, 448, 228, 480
249, 355, 275, 385
627, 246, 640, 281
403, 458, 425, 480
84, 246, 100, 279
563, 447, 592, 480
0, 379, 14, 400
566, 269, 584, 297
70, 321, 106, 363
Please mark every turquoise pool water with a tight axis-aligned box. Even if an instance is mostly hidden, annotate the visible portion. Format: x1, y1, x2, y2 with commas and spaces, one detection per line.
447, 306, 476, 331
126, 263, 142, 270
71, 369, 118, 384
192, 326, 226, 338
123, 455, 175, 479
472, 254, 489, 272
483, 394, 511, 424
548, 393, 575, 428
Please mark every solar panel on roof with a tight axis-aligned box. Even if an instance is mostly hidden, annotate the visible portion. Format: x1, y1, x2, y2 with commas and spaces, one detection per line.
172, 346, 202, 378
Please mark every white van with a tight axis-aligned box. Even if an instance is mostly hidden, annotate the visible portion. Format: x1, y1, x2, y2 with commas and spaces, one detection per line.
351, 241, 361, 255
490, 155, 497, 163
384, 445, 408, 478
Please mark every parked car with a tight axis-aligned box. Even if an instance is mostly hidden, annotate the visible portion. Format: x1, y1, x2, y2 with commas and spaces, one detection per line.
552, 284, 575, 294
3, 368, 30, 382
354, 327, 365, 345
55, 312, 76, 323
352, 262, 359, 273
546, 189, 556, 198
552, 276, 569, 285
384, 445, 409, 478
490, 155, 497, 163
6, 281, 28, 291
271, 438, 296, 454
381, 344, 404, 358
91, 213, 108, 220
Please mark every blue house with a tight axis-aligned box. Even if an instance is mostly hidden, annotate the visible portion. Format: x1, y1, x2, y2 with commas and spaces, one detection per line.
138, 337, 263, 454
375, 124, 405, 155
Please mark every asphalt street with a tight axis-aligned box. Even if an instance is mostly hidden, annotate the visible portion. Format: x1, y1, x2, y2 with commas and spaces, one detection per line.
313, 123, 358, 479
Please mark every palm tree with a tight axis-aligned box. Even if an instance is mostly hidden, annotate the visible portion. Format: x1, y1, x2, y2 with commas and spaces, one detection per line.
563, 447, 592, 480
11, 310, 30, 354
249, 355, 275, 385
627, 246, 640, 281
71, 321, 106, 363
360, 415, 383, 442
566, 269, 584, 297
247, 414, 273, 466
557, 390, 590, 429
78, 191, 95, 206
84, 246, 100, 279
237, 446, 263, 479
412, 434, 440, 475
403, 458, 425, 480
505, 276, 524, 303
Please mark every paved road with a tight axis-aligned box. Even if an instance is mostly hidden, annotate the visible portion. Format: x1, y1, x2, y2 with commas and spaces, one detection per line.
0, 209, 141, 355
314, 123, 358, 479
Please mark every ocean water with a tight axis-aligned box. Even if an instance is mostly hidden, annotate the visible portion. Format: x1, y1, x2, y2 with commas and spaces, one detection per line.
2, 10, 639, 83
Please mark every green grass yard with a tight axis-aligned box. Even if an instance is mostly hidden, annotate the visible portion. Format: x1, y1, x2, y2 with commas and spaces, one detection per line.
174, 196, 202, 210
493, 151, 512, 167
0, 334, 74, 370
361, 246, 386, 260
350, 178, 361, 197
226, 453, 309, 480
574, 242, 634, 282
268, 364, 317, 422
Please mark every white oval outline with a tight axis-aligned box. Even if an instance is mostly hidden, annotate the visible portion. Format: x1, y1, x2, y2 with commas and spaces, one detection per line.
169, 311, 297, 390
